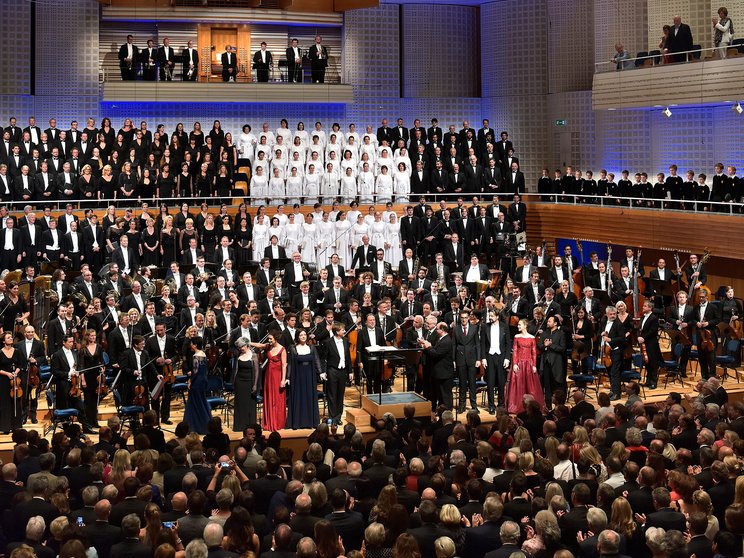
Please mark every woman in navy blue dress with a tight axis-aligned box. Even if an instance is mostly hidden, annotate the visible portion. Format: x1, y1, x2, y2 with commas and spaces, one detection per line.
184, 336, 211, 434
286, 330, 322, 429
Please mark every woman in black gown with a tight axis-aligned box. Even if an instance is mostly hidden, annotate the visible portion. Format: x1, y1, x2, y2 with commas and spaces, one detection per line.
234, 218, 252, 266
215, 164, 233, 205
286, 329, 322, 429
157, 164, 175, 200
0, 331, 21, 433
79, 328, 105, 430
0, 282, 29, 335
201, 214, 218, 263
99, 165, 116, 201
232, 337, 260, 433
160, 215, 178, 265
140, 218, 160, 267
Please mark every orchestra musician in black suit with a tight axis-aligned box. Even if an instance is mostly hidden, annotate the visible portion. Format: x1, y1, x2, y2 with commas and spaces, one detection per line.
599, 306, 628, 400
321, 322, 353, 425
15, 324, 46, 425
140, 40, 158, 81
145, 322, 178, 424
181, 41, 199, 81
286, 38, 303, 83
453, 309, 481, 412
157, 38, 176, 81
118, 35, 139, 81
50, 334, 84, 418
221, 46, 237, 82
119, 335, 156, 407
350, 237, 376, 269
637, 300, 662, 389
308, 35, 329, 84
695, 289, 720, 381
253, 43, 273, 83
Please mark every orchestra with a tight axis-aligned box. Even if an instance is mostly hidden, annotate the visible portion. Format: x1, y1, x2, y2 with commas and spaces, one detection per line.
0, 114, 739, 437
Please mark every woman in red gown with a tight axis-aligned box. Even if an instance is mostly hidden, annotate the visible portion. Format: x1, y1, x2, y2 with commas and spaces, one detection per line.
506, 319, 545, 414
263, 331, 288, 431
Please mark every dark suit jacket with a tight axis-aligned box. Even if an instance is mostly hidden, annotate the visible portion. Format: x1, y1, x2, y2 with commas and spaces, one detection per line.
408, 523, 446, 558
326, 509, 365, 551
264, 244, 287, 260
181, 47, 199, 75
110, 537, 152, 558
426, 333, 454, 380
558, 505, 589, 550
463, 521, 502, 558
645, 507, 687, 532
351, 244, 376, 268
483, 543, 523, 558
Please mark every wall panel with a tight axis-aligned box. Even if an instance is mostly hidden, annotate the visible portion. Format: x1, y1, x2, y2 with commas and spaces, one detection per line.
0, 0, 31, 95
401, 4, 479, 98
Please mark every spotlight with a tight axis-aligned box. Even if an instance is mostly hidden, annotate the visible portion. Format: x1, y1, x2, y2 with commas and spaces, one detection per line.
663, 107, 672, 118
734, 102, 743, 115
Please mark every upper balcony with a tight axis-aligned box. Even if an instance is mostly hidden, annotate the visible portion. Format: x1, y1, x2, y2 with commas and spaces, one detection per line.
592, 44, 744, 110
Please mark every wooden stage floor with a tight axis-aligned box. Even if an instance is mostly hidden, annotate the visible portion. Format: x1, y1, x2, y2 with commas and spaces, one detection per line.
2, 363, 743, 463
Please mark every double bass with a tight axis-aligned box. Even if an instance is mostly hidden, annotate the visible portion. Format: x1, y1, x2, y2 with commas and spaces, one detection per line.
572, 239, 585, 299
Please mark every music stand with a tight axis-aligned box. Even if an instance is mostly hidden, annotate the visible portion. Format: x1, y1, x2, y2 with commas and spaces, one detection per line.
650, 279, 675, 298
364, 346, 422, 404
270, 258, 290, 273
593, 290, 611, 309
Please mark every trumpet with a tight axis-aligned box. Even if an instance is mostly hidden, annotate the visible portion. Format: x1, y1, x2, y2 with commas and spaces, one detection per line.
187, 64, 194, 79
106, 289, 120, 303
165, 61, 174, 80
126, 58, 133, 71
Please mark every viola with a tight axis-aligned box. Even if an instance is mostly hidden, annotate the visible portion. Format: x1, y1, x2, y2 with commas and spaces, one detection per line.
96, 367, 109, 398
11, 372, 23, 400
69, 366, 83, 398
27, 360, 40, 388
132, 381, 147, 406
162, 351, 175, 384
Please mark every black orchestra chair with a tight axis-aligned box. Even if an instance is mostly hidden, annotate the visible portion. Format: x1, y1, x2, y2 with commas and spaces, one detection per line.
659, 342, 685, 388
112, 389, 145, 432
44, 390, 80, 436
621, 354, 646, 397
171, 374, 190, 404
206, 375, 230, 426
715, 338, 741, 383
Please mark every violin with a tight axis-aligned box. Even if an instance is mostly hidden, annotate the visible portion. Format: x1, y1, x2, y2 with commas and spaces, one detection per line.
11, 371, 22, 400
96, 367, 109, 398
163, 354, 175, 384
27, 360, 40, 388
69, 366, 83, 398
132, 381, 147, 406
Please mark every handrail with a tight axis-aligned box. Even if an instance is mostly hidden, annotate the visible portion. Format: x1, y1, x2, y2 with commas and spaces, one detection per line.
1, 192, 740, 215
595, 44, 737, 72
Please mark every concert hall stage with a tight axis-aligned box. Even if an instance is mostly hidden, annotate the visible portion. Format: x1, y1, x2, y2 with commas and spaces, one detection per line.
101, 81, 355, 104
1, 370, 743, 463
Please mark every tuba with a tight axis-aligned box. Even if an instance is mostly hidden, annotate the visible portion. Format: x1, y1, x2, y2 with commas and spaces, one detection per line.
142, 281, 157, 299
106, 289, 120, 303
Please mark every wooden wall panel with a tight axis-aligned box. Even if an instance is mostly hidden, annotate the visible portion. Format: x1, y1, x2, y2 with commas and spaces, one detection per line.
525, 203, 744, 296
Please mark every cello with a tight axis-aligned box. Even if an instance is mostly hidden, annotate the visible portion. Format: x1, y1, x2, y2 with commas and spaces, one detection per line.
572, 239, 585, 300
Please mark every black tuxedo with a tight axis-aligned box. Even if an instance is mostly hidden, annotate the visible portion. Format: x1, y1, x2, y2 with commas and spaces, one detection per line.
157, 45, 176, 81
453, 322, 481, 409
322, 287, 349, 313
399, 215, 421, 249
480, 319, 511, 408
358, 325, 385, 392
322, 335, 352, 422
119, 347, 156, 406
285, 45, 304, 82
263, 244, 287, 261
181, 47, 199, 81
221, 51, 237, 82
351, 243, 376, 268
307, 43, 329, 83
411, 169, 429, 194
252, 49, 273, 82
118, 43, 139, 80
426, 333, 455, 409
